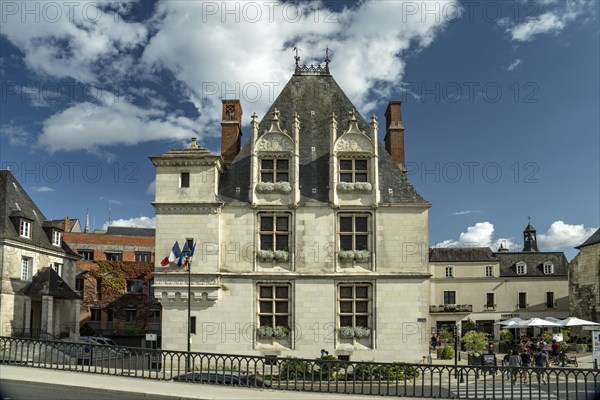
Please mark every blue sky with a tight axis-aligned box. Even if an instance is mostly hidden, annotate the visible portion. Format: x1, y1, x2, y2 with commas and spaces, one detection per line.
1, 0, 598, 259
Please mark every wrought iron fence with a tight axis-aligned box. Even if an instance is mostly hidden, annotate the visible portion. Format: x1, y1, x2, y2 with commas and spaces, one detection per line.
1, 336, 599, 399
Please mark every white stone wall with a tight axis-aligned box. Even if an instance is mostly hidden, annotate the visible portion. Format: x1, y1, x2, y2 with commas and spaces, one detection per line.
154, 164, 218, 204
159, 277, 429, 362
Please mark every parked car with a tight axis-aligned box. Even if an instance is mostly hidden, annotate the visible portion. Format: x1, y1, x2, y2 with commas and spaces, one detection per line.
173, 372, 270, 387
79, 336, 130, 355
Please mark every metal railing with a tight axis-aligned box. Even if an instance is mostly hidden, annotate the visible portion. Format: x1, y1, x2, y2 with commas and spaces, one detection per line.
1, 336, 599, 399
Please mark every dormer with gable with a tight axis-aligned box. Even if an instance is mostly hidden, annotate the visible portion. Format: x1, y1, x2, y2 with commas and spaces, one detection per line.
330, 110, 380, 207
250, 109, 300, 207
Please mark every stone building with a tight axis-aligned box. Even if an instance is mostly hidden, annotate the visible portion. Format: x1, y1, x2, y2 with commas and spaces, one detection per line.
0, 170, 81, 339
569, 228, 600, 323
151, 61, 431, 362
429, 223, 569, 339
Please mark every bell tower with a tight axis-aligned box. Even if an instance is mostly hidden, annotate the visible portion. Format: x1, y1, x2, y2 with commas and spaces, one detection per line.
522, 217, 539, 252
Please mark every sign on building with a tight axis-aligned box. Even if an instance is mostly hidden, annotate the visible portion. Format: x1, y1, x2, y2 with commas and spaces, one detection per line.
593, 331, 600, 366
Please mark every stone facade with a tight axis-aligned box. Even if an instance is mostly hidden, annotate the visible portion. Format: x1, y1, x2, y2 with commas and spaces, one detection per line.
152, 66, 431, 362
429, 226, 570, 339
569, 229, 600, 323
0, 171, 80, 339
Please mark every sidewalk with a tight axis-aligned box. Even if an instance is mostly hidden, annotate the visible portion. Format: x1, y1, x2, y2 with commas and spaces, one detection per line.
0, 365, 416, 400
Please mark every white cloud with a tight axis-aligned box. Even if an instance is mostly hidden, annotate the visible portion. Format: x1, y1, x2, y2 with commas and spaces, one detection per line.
146, 179, 155, 196
37, 90, 198, 153
453, 210, 481, 216
142, 0, 459, 138
1, 124, 30, 146
0, 1, 148, 83
504, 1, 592, 42
507, 58, 522, 71
434, 221, 519, 251
31, 186, 55, 193
538, 221, 597, 250
102, 216, 155, 230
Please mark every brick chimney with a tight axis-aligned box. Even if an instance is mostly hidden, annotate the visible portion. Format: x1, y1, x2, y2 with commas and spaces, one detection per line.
384, 101, 405, 170
62, 216, 71, 232
221, 100, 243, 164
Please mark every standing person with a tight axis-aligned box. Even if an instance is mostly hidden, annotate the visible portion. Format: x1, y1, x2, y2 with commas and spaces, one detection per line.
534, 347, 549, 384
431, 335, 438, 351
520, 348, 532, 384
508, 349, 522, 385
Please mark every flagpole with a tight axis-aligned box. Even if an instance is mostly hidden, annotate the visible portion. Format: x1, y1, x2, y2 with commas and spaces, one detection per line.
187, 255, 191, 371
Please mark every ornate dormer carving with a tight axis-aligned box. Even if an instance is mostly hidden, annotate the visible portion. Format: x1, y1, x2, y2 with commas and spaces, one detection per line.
334, 110, 374, 154
255, 109, 294, 153
252, 110, 298, 204
330, 110, 379, 207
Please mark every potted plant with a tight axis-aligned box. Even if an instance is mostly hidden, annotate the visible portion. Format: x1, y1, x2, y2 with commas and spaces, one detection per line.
499, 329, 514, 353
462, 331, 489, 365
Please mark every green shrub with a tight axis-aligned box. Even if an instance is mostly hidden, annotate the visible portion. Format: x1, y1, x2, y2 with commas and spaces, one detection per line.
500, 329, 513, 344
462, 331, 489, 355
578, 343, 589, 352
543, 332, 553, 343
561, 329, 570, 343
79, 323, 94, 336
438, 330, 454, 342
437, 345, 454, 360
352, 363, 420, 381
461, 319, 477, 334
279, 357, 311, 380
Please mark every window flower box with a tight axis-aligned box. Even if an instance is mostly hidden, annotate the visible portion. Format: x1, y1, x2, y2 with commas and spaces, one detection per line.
257, 250, 289, 262
338, 250, 371, 262
338, 250, 355, 261
338, 326, 355, 339
353, 326, 371, 338
257, 325, 289, 339
257, 250, 275, 261
273, 325, 290, 339
256, 181, 292, 194
257, 325, 274, 338
337, 182, 372, 192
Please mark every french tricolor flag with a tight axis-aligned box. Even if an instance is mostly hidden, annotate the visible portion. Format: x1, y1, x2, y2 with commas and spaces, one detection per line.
160, 241, 181, 266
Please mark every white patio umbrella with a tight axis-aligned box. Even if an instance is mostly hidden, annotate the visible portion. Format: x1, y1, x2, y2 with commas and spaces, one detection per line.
559, 317, 600, 327
544, 317, 564, 324
517, 318, 562, 328
495, 317, 524, 327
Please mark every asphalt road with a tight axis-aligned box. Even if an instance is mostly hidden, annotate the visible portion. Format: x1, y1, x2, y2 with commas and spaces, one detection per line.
0, 381, 185, 400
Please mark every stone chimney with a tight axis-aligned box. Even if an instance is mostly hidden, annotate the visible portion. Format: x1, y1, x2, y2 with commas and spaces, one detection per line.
384, 101, 405, 170
221, 100, 243, 164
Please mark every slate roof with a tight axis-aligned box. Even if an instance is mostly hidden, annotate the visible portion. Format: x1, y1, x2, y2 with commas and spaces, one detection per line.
495, 252, 568, 277
106, 226, 156, 237
21, 267, 81, 300
576, 228, 600, 249
429, 247, 498, 262
218, 72, 429, 205
0, 171, 78, 257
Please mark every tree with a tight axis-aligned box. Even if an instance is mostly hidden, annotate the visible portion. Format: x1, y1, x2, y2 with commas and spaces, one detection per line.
500, 329, 513, 345
462, 331, 489, 356
461, 319, 477, 335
